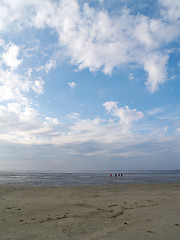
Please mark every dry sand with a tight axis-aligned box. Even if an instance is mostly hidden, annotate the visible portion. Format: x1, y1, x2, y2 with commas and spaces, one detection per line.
0, 183, 180, 240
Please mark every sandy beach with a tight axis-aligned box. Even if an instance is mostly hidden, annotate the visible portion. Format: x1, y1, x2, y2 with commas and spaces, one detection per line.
0, 183, 180, 240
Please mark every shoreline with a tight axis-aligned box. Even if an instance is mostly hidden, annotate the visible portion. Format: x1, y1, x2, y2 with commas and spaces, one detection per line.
1, 180, 180, 188
1, 183, 180, 239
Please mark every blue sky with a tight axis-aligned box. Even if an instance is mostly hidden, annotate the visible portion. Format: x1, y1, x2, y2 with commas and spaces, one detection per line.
0, 0, 180, 171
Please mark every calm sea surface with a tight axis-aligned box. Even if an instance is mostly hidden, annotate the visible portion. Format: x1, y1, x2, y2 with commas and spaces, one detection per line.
0, 170, 180, 186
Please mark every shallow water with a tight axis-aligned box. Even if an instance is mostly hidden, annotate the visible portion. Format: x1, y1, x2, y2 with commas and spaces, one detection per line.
0, 170, 180, 186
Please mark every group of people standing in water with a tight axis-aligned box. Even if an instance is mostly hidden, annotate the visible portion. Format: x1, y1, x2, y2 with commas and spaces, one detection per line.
110, 173, 123, 177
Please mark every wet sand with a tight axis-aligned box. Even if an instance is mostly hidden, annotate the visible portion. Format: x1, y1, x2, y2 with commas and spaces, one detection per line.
0, 183, 180, 239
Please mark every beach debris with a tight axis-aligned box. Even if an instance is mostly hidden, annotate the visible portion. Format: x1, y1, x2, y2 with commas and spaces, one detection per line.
39, 214, 67, 223
123, 221, 128, 225
110, 211, 123, 218
108, 204, 118, 208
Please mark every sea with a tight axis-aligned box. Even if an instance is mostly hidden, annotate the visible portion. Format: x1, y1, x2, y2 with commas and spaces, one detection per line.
0, 170, 180, 186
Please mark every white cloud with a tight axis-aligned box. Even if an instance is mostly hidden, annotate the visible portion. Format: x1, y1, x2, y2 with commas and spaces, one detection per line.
103, 101, 144, 133
0, 0, 38, 32
32, 77, 44, 95
68, 81, 76, 88
147, 107, 164, 115
44, 117, 59, 126
0, 101, 63, 145
160, 0, 180, 21
0, 40, 44, 105
0, 1, 180, 170
0, 0, 180, 92
40, 0, 178, 92
68, 112, 80, 120
0, 95, 180, 171
36, 59, 57, 73
0, 68, 30, 103
0, 100, 144, 145
143, 52, 169, 92
0, 103, 37, 128
0, 67, 44, 104
45, 59, 56, 73
103, 101, 118, 113
2, 43, 22, 70
19, 106, 38, 122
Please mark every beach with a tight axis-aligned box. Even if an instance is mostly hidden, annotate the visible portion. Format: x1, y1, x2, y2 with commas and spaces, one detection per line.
0, 183, 180, 240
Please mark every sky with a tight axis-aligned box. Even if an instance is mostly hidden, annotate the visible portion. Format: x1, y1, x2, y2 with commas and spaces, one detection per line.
0, 0, 180, 172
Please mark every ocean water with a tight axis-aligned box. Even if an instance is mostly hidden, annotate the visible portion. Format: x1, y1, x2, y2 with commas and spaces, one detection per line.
0, 170, 180, 186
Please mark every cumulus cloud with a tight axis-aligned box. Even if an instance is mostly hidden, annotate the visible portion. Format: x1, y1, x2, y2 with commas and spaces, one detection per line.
0, 68, 30, 103
103, 101, 118, 113
44, 117, 59, 125
37, 59, 57, 73
160, 0, 180, 21
31, 77, 44, 95
143, 52, 169, 92
0, 0, 180, 92
41, 0, 180, 92
103, 101, 144, 133
68, 81, 76, 88
2, 43, 22, 70
0, 103, 37, 130
0, 41, 44, 107
0, 100, 64, 145
0, 0, 38, 32
45, 59, 56, 73
0, 64, 44, 104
